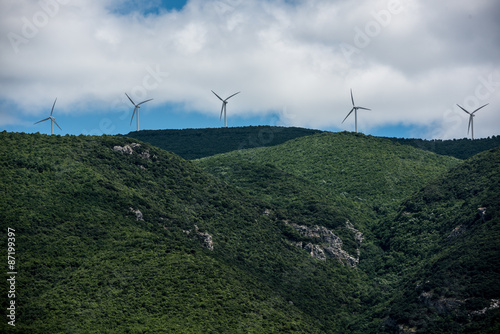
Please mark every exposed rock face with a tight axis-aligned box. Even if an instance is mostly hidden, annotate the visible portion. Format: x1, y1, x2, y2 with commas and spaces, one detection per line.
129, 207, 143, 221
114, 145, 134, 155
194, 225, 214, 251
184, 225, 214, 251
470, 299, 500, 316
288, 222, 361, 267
419, 292, 464, 315
113, 143, 151, 160
448, 224, 466, 239
477, 207, 487, 222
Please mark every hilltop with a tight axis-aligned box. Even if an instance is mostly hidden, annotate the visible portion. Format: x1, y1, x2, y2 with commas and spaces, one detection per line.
123, 126, 500, 161
197, 132, 460, 208
123, 126, 323, 160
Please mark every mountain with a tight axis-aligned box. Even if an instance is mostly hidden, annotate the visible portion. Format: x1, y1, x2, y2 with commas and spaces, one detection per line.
1, 130, 498, 333
0, 132, 377, 333
196, 131, 500, 332
123, 126, 323, 160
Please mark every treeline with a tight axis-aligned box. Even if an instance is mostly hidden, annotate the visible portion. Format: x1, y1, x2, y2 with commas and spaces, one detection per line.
386, 135, 500, 160
123, 126, 322, 159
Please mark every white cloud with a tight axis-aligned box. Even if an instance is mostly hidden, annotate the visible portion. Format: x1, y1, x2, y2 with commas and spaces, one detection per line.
1, 0, 499, 138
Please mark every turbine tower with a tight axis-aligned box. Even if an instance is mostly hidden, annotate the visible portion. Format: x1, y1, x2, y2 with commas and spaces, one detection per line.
457, 103, 488, 140
125, 93, 153, 132
211, 90, 240, 128
342, 89, 371, 133
34, 98, 61, 135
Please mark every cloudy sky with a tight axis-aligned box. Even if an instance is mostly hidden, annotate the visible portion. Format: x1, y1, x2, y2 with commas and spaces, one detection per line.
1, 0, 499, 138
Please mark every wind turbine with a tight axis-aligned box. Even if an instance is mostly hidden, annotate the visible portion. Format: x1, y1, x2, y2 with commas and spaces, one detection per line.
342, 89, 371, 133
211, 90, 240, 128
125, 93, 153, 132
456, 103, 488, 140
34, 98, 61, 135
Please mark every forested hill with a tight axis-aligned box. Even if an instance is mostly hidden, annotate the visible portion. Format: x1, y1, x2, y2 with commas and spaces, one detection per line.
386, 135, 500, 160
124, 127, 500, 160
0, 132, 381, 333
1, 131, 498, 333
123, 126, 322, 159
197, 132, 460, 208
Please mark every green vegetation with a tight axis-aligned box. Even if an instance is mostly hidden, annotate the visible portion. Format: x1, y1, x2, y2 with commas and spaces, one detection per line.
386, 135, 500, 160
197, 132, 460, 210
378, 147, 500, 333
1, 129, 499, 333
124, 126, 323, 159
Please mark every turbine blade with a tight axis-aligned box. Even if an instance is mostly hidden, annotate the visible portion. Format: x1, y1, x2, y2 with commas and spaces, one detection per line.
34, 118, 50, 124
52, 118, 62, 130
472, 103, 489, 114
125, 93, 135, 106
130, 108, 137, 125
226, 91, 240, 100
468, 116, 472, 134
342, 108, 355, 124
357, 107, 371, 111
457, 104, 471, 115
220, 104, 224, 119
51, 98, 57, 116
212, 90, 224, 101
350, 89, 355, 106
137, 98, 153, 106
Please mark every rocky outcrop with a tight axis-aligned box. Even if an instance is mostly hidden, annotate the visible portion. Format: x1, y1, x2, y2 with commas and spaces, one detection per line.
447, 224, 466, 239
113, 143, 151, 160
114, 145, 134, 155
288, 222, 362, 267
194, 225, 214, 251
419, 292, 464, 315
470, 299, 500, 316
129, 207, 143, 221
183, 225, 214, 251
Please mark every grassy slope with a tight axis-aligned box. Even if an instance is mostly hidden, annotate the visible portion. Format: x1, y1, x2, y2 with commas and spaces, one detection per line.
124, 126, 323, 160
0, 132, 376, 333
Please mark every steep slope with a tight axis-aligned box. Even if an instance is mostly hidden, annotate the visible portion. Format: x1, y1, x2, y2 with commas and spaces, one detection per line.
378, 147, 500, 333
124, 126, 323, 159
0, 132, 379, 333
197, 132, 460, 211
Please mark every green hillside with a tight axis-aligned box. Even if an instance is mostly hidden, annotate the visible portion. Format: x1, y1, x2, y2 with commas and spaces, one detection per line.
123, 126, 323, 160
0, 132, 379, 333
1, 130, 498, 333
197, 132, 460, 209
378, 147, 500, 333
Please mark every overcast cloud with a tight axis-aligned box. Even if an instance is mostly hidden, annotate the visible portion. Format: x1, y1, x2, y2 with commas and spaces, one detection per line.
1, 0, 499, 138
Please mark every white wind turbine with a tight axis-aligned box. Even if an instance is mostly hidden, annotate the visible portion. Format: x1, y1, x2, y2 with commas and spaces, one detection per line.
456, 103, 488, 140
211, 90, 240, 128
342, 89, 371, 133
125, 93, 153, 132
34, 98, 61, 135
